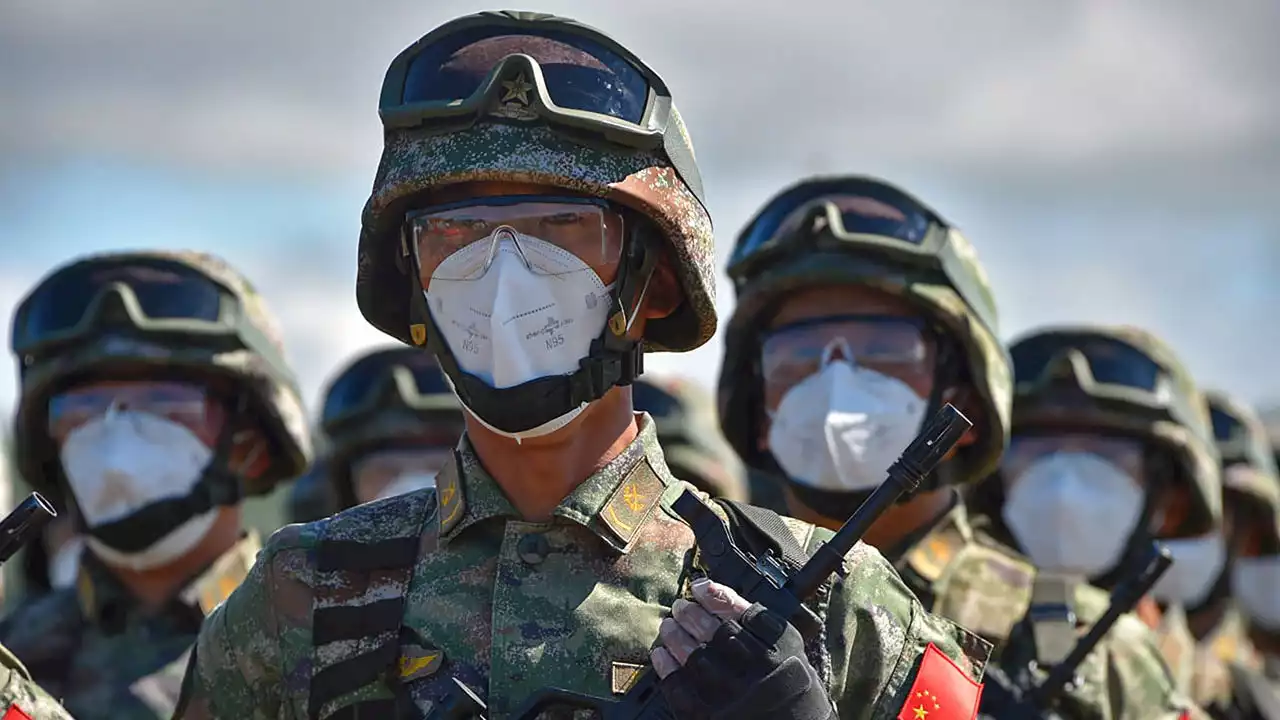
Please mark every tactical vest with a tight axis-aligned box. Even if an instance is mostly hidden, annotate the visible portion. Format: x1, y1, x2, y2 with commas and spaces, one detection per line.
304, 479, 834, 719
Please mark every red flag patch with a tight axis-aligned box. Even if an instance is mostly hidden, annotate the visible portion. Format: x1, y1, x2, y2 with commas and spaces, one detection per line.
897, 643, 983, 720
3, 705, 32, 720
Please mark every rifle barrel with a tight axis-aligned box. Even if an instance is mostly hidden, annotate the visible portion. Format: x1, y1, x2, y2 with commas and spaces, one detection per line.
0, 492, 57, 564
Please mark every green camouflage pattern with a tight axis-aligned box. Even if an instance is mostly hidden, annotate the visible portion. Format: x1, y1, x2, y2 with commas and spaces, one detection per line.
1005, 324, 1222, 538
12, 250, 312, 496
718, 176, 1012, 488
632, 375, 748, 501
0, 534, 259, 719
895, 502, 1036, 649
1206, 391, 1280, 550
0, 645, 74, 720
1188, 606, 1263, 712
359, 67, 715, 353
177, 417, 992, 719
1153, 603, 1198, 696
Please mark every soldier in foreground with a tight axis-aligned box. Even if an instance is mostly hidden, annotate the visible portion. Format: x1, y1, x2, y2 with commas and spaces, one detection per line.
175, 11, 991, 719
1159, 391, 1280, 717
968, 325, 1217, 716
0, 251, 312, 719
631, 375, 747, 501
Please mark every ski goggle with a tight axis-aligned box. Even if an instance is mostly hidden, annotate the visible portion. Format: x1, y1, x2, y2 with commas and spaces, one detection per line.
731, 181, 942, 269
322, 350, 459, 429
47, 381, 215, 442
759, 315, 933, 402
381, 21, 666, 148
409, 195, 625, 281
1004, 433, 1147, 485
12, 260, 239, 356
1011, 334, 1164, 394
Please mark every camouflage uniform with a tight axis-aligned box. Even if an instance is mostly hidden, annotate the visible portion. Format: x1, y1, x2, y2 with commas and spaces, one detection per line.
0, 642, 74, 720
285, 454, 335, 525
0, 251, 312, 719
631, 375, 748, 502
176, 12, 991, 720
968, 324, 1222, 718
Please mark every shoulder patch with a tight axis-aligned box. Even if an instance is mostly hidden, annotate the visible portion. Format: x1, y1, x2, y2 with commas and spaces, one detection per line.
906, 521, 967, 583
435, 458, 465, 535
599, 459, 665, 548
932, 541, 1035, 645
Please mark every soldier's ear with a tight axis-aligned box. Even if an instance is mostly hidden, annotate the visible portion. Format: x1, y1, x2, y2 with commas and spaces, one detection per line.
640, 253, 680, 321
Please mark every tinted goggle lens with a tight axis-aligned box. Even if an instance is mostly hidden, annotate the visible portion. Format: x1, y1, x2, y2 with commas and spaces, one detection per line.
322, 353, 453, 425
733, 186, 937, 267
399, 27, 651, 124
1211, 406, 1242, 443
409, 196, 624, 281
48, 381, 212, 438
1011, 336, 1162, 391
16, 262, 224, 351
760, 316, 931, 396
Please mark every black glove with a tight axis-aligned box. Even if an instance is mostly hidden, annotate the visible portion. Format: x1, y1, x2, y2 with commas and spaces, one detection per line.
658, 602, 838, 720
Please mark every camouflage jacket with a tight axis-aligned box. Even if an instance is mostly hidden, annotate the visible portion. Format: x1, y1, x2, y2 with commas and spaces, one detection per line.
177, 415, 992, 720
1155, 603, 1199, 695
0, 534, 260, 719
1189, 606, 1269, 717
900, 508, 1204, 718
0, 642, 74, 719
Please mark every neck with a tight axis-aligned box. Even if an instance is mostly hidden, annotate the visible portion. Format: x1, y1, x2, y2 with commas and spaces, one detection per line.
1135, 594, 1164, 630
1186, 596, 1230, 641
466, 386, 638, 522
104, 508, 241, 611
787, 486, 955, 550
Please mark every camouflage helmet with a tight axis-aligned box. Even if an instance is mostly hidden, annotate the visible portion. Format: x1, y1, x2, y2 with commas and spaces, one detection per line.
319, 346, 462, 508
997, 324, 1221, 537
718, 175, 1012, 490
9, 250, 312, 498
357, 11, 715, 354
1206, 391, 1280, 552
632, 375, 747, 502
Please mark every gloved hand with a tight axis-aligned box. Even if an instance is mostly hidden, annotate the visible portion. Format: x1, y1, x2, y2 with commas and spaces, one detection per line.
651, 577, 838, 720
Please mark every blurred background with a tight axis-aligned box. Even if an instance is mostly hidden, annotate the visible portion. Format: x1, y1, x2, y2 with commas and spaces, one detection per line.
1, 0, 1278, 540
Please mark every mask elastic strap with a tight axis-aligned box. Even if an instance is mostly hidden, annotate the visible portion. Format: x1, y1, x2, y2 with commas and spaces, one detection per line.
82, 396, 247, 554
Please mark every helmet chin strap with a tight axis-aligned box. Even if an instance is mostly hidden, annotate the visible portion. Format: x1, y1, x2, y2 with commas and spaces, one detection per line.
409, 229, 658, 434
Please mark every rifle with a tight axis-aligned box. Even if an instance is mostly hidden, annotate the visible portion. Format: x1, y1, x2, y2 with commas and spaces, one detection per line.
0, 492, 57, 565
977, 542, 1173, 719
429, 403, 973, 720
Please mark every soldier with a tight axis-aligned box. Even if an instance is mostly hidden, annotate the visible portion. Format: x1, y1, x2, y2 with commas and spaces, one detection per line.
631, 375, 747, 502
175, 12, 993, 720
1162, 391, 1280, 717
717, 176, 1196, 716
316, 346, 464, 511
0, 644, 75, 720
966, 324, 1220, 716
284, 454, 335, 525
0, 251, 312, 719
1254, 418, 1280, 690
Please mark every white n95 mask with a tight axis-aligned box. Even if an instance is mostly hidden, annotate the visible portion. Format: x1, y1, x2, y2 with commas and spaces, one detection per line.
426, 233, 615, 441
374, 471, 438, 502
59, 409, 219, 571
767, 357, 927, 493
1003, 451, 1145, 576
1232, 555, 1280, 629
1151, 534, 1226, 607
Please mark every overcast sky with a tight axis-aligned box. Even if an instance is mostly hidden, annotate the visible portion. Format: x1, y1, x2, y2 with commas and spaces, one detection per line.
0, 0, 1277, 421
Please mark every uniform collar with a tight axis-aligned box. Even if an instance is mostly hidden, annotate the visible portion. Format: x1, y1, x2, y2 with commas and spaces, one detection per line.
887, 488, 966, 567
76, 532, 261, 631
436, 413, 676, 553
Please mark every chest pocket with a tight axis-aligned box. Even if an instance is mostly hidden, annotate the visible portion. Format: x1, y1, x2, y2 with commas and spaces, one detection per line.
307, 489, 435, 720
